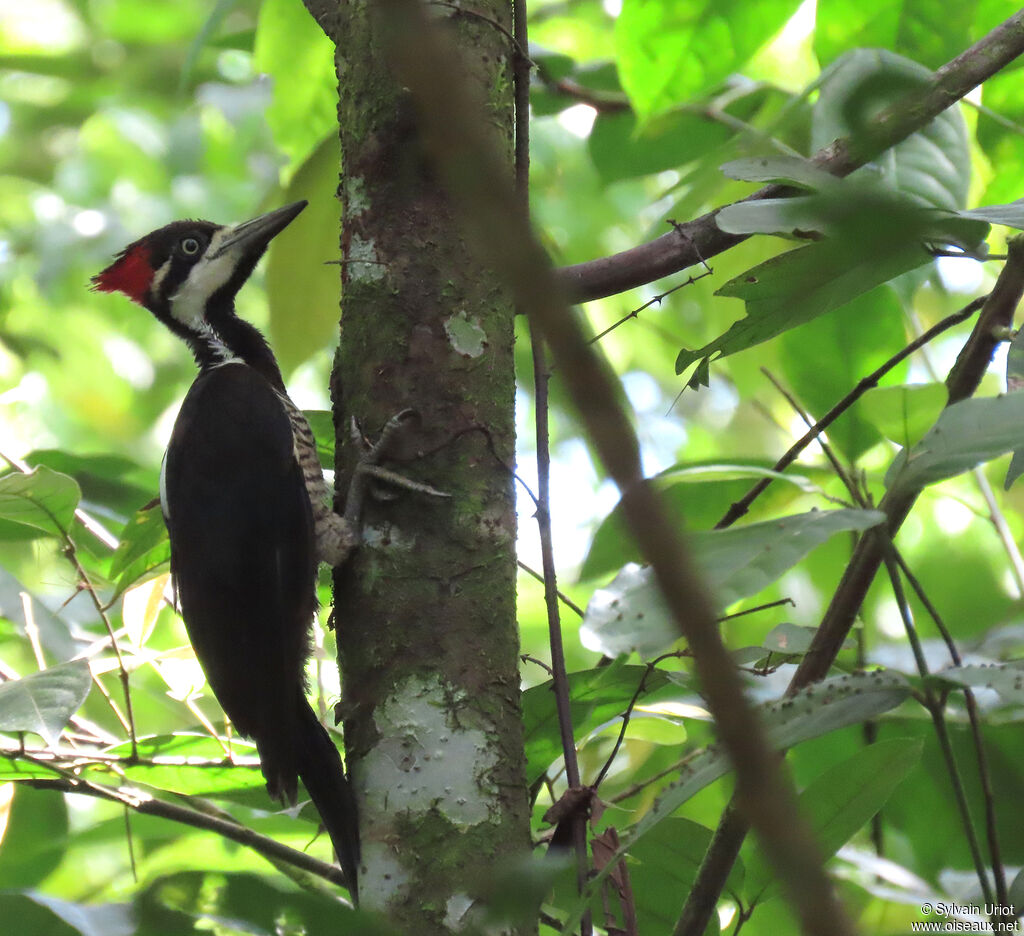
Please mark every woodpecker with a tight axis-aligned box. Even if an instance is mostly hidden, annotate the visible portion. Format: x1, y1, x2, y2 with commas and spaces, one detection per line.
93, 201, 361, 900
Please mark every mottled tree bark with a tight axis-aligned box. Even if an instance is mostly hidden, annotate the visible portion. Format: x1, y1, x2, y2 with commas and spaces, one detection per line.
301, 1, 529, 930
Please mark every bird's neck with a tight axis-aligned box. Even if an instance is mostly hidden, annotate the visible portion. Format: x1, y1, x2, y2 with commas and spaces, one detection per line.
184, 306, 285, 392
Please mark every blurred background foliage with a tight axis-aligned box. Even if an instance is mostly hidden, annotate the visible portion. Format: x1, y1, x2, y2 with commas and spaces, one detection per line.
2, 0, 1024, 933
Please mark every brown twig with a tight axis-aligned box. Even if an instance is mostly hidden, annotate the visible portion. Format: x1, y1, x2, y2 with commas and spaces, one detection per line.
588, 269, 714, 346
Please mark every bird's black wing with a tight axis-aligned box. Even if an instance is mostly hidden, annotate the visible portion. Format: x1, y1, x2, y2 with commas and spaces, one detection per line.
163, 362, 316, 796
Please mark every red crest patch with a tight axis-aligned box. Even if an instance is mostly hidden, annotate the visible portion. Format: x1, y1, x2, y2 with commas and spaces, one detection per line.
91, 243, 154, 305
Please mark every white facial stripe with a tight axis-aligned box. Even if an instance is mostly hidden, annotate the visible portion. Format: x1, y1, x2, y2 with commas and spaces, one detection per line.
151, 257, 173, 297
167, 227, 237, 329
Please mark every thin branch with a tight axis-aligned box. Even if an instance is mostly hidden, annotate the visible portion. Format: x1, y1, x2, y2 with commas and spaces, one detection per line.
63, 537, 138, 757
717, 296, 986, 529
21, 775, 349, 890
588, 269, 713, 346
556, 9, 1024, 302
881, 554, 996, 912
891, 549, 1009, 908
517, 560, 585, 617
591, 664, 652, 791
514, 2, 590, 931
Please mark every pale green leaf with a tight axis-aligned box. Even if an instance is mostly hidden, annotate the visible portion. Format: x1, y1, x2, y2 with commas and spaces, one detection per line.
886, 394, 1024, 491
581, 509, 886, 658
0, 467, 80, 539
0, 661, 92, 746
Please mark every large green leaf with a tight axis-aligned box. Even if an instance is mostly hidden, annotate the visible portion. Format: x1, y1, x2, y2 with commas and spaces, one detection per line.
0, 786, 69, 889
266, 135, 342, 374
253, 0, 336, 171
0, 467, 80, 539
561, 671, 910, 933
581, 509, 885, 659
579, 463, 822, 581
855, 382, 947, 449
886, 394, 1024, 492
742, 736, 923, 900
676, 237, 929, 380
811, 49, 971, 213
0, 661, 92, 746
631, 817, 742, 934
776, 287, 910, 461
614, 0, 804, 120
679, 48, 977, 383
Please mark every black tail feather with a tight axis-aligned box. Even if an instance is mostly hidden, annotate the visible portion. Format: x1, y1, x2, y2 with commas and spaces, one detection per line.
296, 701, 360, 903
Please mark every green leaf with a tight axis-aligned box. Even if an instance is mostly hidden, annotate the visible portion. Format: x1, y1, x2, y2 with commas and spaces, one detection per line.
253, 0, 337, 171
856, 383, 947, 449
777, 287, 909, 461
743, 737, 923, 900
580, 463, 821, 581
266, 135, 342, 374
0, 661, 92, 746
615, 0, 803, 120
0, 466, 80, 539
521, 663, 675, 782
0, 893, 132, 936
811, 49, 971, 214
720, 155, 840, 190
0, 568, 80, 661
581, 509, 885, 658
562, 672, 910, 933
928, 661, 1024, 706
631, 818, 743, 934
107, 506, 170, 600
676, 238, 929, 379
886, 394, 1024, 492
1007, 300, 1024, 487
960, 198, 1024, 229
96, 733, 266, 797
0, 786, 69, 888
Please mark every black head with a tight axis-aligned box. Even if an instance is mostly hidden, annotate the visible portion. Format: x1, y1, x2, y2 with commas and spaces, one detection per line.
92, 201, 307, 337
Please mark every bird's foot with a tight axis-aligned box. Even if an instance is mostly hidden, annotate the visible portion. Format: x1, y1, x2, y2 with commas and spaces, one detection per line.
343, 409, 449, 528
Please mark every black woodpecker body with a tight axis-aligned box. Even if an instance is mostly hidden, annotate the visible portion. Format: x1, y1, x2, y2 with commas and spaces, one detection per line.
93, 201, 360, 901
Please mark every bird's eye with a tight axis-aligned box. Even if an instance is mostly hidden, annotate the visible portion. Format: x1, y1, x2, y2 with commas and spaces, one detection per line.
181, 237, 201, 256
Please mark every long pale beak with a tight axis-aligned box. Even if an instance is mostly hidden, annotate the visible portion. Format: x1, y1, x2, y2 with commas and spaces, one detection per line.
210, 200, 307, 259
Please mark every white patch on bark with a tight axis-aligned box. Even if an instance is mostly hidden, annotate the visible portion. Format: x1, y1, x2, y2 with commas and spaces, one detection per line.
347, 234, 386, 282
346, 176, 369, 217
444, 893, 474, 928
444, 310, 487, 358
358, 843, 411, 909
363, 674, 498, 824
358, 675, 502, 905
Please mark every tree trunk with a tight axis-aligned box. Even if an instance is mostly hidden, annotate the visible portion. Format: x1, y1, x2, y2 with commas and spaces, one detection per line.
301, 1, 529, 929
